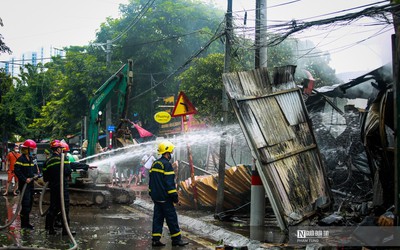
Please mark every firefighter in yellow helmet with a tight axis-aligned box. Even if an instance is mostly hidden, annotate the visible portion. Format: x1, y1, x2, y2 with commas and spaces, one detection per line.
149, 141, 188, 247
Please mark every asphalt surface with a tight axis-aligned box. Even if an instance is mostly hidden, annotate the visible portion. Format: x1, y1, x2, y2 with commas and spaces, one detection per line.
0, 171, 266, 250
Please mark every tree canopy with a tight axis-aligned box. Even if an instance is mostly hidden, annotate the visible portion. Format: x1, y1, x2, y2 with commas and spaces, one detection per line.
0, 0, 343, 143
0, 18, 12, 55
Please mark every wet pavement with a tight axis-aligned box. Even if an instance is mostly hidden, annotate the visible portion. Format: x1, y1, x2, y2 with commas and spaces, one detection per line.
0, 172, 265, 250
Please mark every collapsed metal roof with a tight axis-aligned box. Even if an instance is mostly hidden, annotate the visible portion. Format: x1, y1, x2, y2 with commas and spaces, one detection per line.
222, 66, 332, 230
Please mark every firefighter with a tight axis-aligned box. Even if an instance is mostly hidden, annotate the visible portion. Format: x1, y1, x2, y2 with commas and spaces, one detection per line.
61, 141, 89, 171
149, 141, 188, 247
14, 139, 37, 229
43, 140, 74, 235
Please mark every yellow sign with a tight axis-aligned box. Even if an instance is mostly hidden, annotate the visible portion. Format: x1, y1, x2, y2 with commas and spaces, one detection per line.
154, 111, 172, 124
163, 96, 175, 104
171, 92, 197, 117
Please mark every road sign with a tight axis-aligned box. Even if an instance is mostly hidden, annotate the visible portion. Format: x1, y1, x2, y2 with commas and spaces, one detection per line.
154, 111, 172, 124
171, 92, 197, 117
107, 125, 115, 132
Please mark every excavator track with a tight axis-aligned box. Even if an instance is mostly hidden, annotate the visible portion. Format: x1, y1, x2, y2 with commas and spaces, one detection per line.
36, 186, 135, 209
35, 176, 136, 208
69, 187, 113, 208
106, 186, 136, 204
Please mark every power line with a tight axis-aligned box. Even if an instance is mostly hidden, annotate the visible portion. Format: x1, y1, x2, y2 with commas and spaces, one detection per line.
128, 31, 225, 102
264, 3, 396, 46
110, 0, 156, 43
297, 25, 392, 59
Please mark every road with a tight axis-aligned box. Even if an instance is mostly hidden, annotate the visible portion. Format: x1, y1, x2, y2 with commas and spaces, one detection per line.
0, 194, 216, 250
0, 171, 269, 250
0, 172, 217, 250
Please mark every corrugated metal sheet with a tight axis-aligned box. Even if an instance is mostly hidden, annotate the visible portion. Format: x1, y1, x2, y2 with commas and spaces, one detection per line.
178, 165, 252, 210
222, 66, 332, 230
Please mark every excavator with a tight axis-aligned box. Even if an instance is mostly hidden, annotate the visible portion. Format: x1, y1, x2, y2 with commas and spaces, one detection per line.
86, 59, 135, 156
39, 60, 137, 208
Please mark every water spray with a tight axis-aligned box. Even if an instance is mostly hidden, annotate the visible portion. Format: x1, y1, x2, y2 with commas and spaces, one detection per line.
78, 124, 247, 172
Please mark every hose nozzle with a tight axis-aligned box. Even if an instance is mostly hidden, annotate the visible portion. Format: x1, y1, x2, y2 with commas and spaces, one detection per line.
33, 173, 43, 180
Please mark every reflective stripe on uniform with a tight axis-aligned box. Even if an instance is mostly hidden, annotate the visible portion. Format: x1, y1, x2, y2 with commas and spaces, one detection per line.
167, 189, 177, 194
151, 161, 165, 170
42, 160, 61, 171
15, 162, 34, 167
152, 233, 162, 237
150, 168, 164, 174
170, 231, 181, 238
164, 171, 174, 175
46, 161, 61, 168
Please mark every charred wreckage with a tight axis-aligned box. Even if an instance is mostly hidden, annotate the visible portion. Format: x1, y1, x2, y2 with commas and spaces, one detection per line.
218, 63, 398, 246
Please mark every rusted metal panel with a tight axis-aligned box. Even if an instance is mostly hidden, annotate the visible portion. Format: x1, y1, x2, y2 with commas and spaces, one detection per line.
222, 67, 332, 230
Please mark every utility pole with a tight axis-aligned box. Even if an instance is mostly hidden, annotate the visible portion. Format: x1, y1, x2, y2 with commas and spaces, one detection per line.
106, 40, 112, 149
216, 0, 232, 214
251, 0, 267, 227
255, 0, 268, 68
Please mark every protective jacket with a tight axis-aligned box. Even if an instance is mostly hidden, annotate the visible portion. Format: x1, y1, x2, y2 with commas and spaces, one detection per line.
14, 154, 35, 183
14, 154, 36, 221
43, 153, 71, 189
149, 156, 178, 202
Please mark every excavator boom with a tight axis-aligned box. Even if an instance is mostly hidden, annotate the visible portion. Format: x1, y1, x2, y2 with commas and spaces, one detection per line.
87, 59, 133, 156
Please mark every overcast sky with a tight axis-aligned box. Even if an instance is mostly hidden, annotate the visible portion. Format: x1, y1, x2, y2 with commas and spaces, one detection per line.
0, 0, 393, 74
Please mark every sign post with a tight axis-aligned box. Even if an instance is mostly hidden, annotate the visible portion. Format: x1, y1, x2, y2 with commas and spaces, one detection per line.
171, 92, 198, 209
107, 125, 115, 149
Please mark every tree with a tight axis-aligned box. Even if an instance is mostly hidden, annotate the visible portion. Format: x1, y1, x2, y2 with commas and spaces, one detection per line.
0, 69, 17, 142
178, 53, 230, 125
93, 0, 225, 132
29, 50, 109, 139
267, 38, 339, 87
0, 18, 12, 55
178, 36, 340, 125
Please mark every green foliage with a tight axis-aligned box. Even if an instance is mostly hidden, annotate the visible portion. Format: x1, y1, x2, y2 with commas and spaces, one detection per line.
0, 69, 18, 141
178, 53, 234, 125
0, 19, 12, 55
178, 36, 340, 125
267, 38, 339, 87
1, 0, 341, 142
93, 0, 225, 132
29, 52, 109, 139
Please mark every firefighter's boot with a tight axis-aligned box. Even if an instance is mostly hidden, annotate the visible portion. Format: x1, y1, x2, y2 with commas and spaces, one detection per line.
20, 214, 34, 230
46, 214, 56, 234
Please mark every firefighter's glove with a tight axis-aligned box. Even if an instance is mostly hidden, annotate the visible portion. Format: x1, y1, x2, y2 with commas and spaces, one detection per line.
378, 211, 395, 226
172, 195, 179, 204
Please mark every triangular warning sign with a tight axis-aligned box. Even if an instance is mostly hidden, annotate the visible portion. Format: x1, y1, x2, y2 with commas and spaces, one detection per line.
171, 92, 197, 117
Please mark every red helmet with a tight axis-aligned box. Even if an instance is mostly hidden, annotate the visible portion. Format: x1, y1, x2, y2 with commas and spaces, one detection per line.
50, 140, 62, 149
61, 142, 70, 152
21, 139, 37, 149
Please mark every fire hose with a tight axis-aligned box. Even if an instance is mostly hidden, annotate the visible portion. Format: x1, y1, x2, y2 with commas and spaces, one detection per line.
0, 153, 78, 250
39, 182, 49, 217
0, 174, 42, 230
60, 152, 78, 250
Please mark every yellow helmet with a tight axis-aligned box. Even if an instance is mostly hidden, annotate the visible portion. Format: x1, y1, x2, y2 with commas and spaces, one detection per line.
157, 141, 175, 155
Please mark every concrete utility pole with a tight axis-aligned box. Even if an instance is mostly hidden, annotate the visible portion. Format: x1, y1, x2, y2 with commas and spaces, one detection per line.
255, 0, 268, 68
251, 0, 267, 227
216, 0, 232, 214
